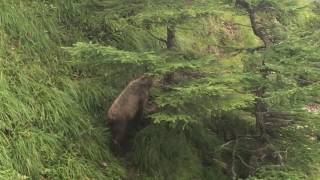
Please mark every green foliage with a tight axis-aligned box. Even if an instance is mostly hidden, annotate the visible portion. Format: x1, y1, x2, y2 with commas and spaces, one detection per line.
65, 41, 256, 127
1, 0, 320, 179
131, 125, 202, 180
152, 75, 255, 124
249, 24, 320, 109
240, 1, 320, 179
131, 124, 228, 180
247, 112, 320, 180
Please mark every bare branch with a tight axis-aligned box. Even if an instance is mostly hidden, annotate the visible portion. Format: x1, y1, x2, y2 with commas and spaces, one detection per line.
233, 23, 252, 28
237, 155, 255, 169
212, 43, 266, 53
220, 140, 235, 149
232, 139, 239, 180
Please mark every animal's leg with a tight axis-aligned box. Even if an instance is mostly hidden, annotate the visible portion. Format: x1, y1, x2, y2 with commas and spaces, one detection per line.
133, 101, 146, 130
111, 121, 127, 153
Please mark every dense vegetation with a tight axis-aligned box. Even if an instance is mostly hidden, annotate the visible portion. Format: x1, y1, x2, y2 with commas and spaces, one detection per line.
0, 0, 319, 179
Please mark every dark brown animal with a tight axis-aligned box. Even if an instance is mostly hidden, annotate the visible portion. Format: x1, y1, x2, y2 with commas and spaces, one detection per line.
107, 75, 153, 151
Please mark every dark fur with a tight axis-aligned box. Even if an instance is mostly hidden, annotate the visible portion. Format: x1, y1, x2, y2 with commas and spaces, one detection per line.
107, 75, 153, 152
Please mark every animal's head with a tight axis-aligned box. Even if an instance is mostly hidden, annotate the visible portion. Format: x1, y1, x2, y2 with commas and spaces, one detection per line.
138, 74, 154, 89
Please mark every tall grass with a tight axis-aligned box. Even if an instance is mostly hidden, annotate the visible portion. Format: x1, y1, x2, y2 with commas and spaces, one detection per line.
0, 0, 125, 179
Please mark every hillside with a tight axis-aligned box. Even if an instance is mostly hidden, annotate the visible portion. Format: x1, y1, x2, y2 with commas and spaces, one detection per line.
0, 0, 319, 179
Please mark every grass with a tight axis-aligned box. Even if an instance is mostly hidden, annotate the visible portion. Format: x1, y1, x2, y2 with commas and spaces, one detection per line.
1, 1, 319, 180
0, 1, 125, 179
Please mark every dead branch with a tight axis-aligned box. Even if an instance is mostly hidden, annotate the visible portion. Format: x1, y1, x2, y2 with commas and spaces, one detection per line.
232, 139, 239, 180
237, 155, 255, 170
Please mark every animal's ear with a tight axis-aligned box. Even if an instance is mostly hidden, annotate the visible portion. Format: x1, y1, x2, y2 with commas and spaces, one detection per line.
140, 74, 153, 81
140, 75, 154, 87
140, 75, 147, 79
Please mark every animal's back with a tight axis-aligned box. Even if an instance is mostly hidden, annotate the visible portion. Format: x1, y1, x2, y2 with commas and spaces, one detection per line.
107, 79, 143, 123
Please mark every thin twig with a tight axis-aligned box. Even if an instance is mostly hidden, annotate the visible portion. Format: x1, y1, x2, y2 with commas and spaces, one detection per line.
220, 140, 234, 149
232, 139, 239, 180
233, 23, 252, 28
212, 43, 266, 52
237, 155, 255, 169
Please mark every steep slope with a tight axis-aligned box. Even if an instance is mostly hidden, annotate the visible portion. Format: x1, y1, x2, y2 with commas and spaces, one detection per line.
0, 1, 124, 179
0, 0, 319, 180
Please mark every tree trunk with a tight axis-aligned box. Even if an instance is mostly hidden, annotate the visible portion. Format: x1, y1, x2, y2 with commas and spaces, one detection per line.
236, 0, 269, 48
236, 0, 270, 135
255, 87, 266, 136
248, 10, 268, 48
166, 25, 176, 49
255, 60, 269, 136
